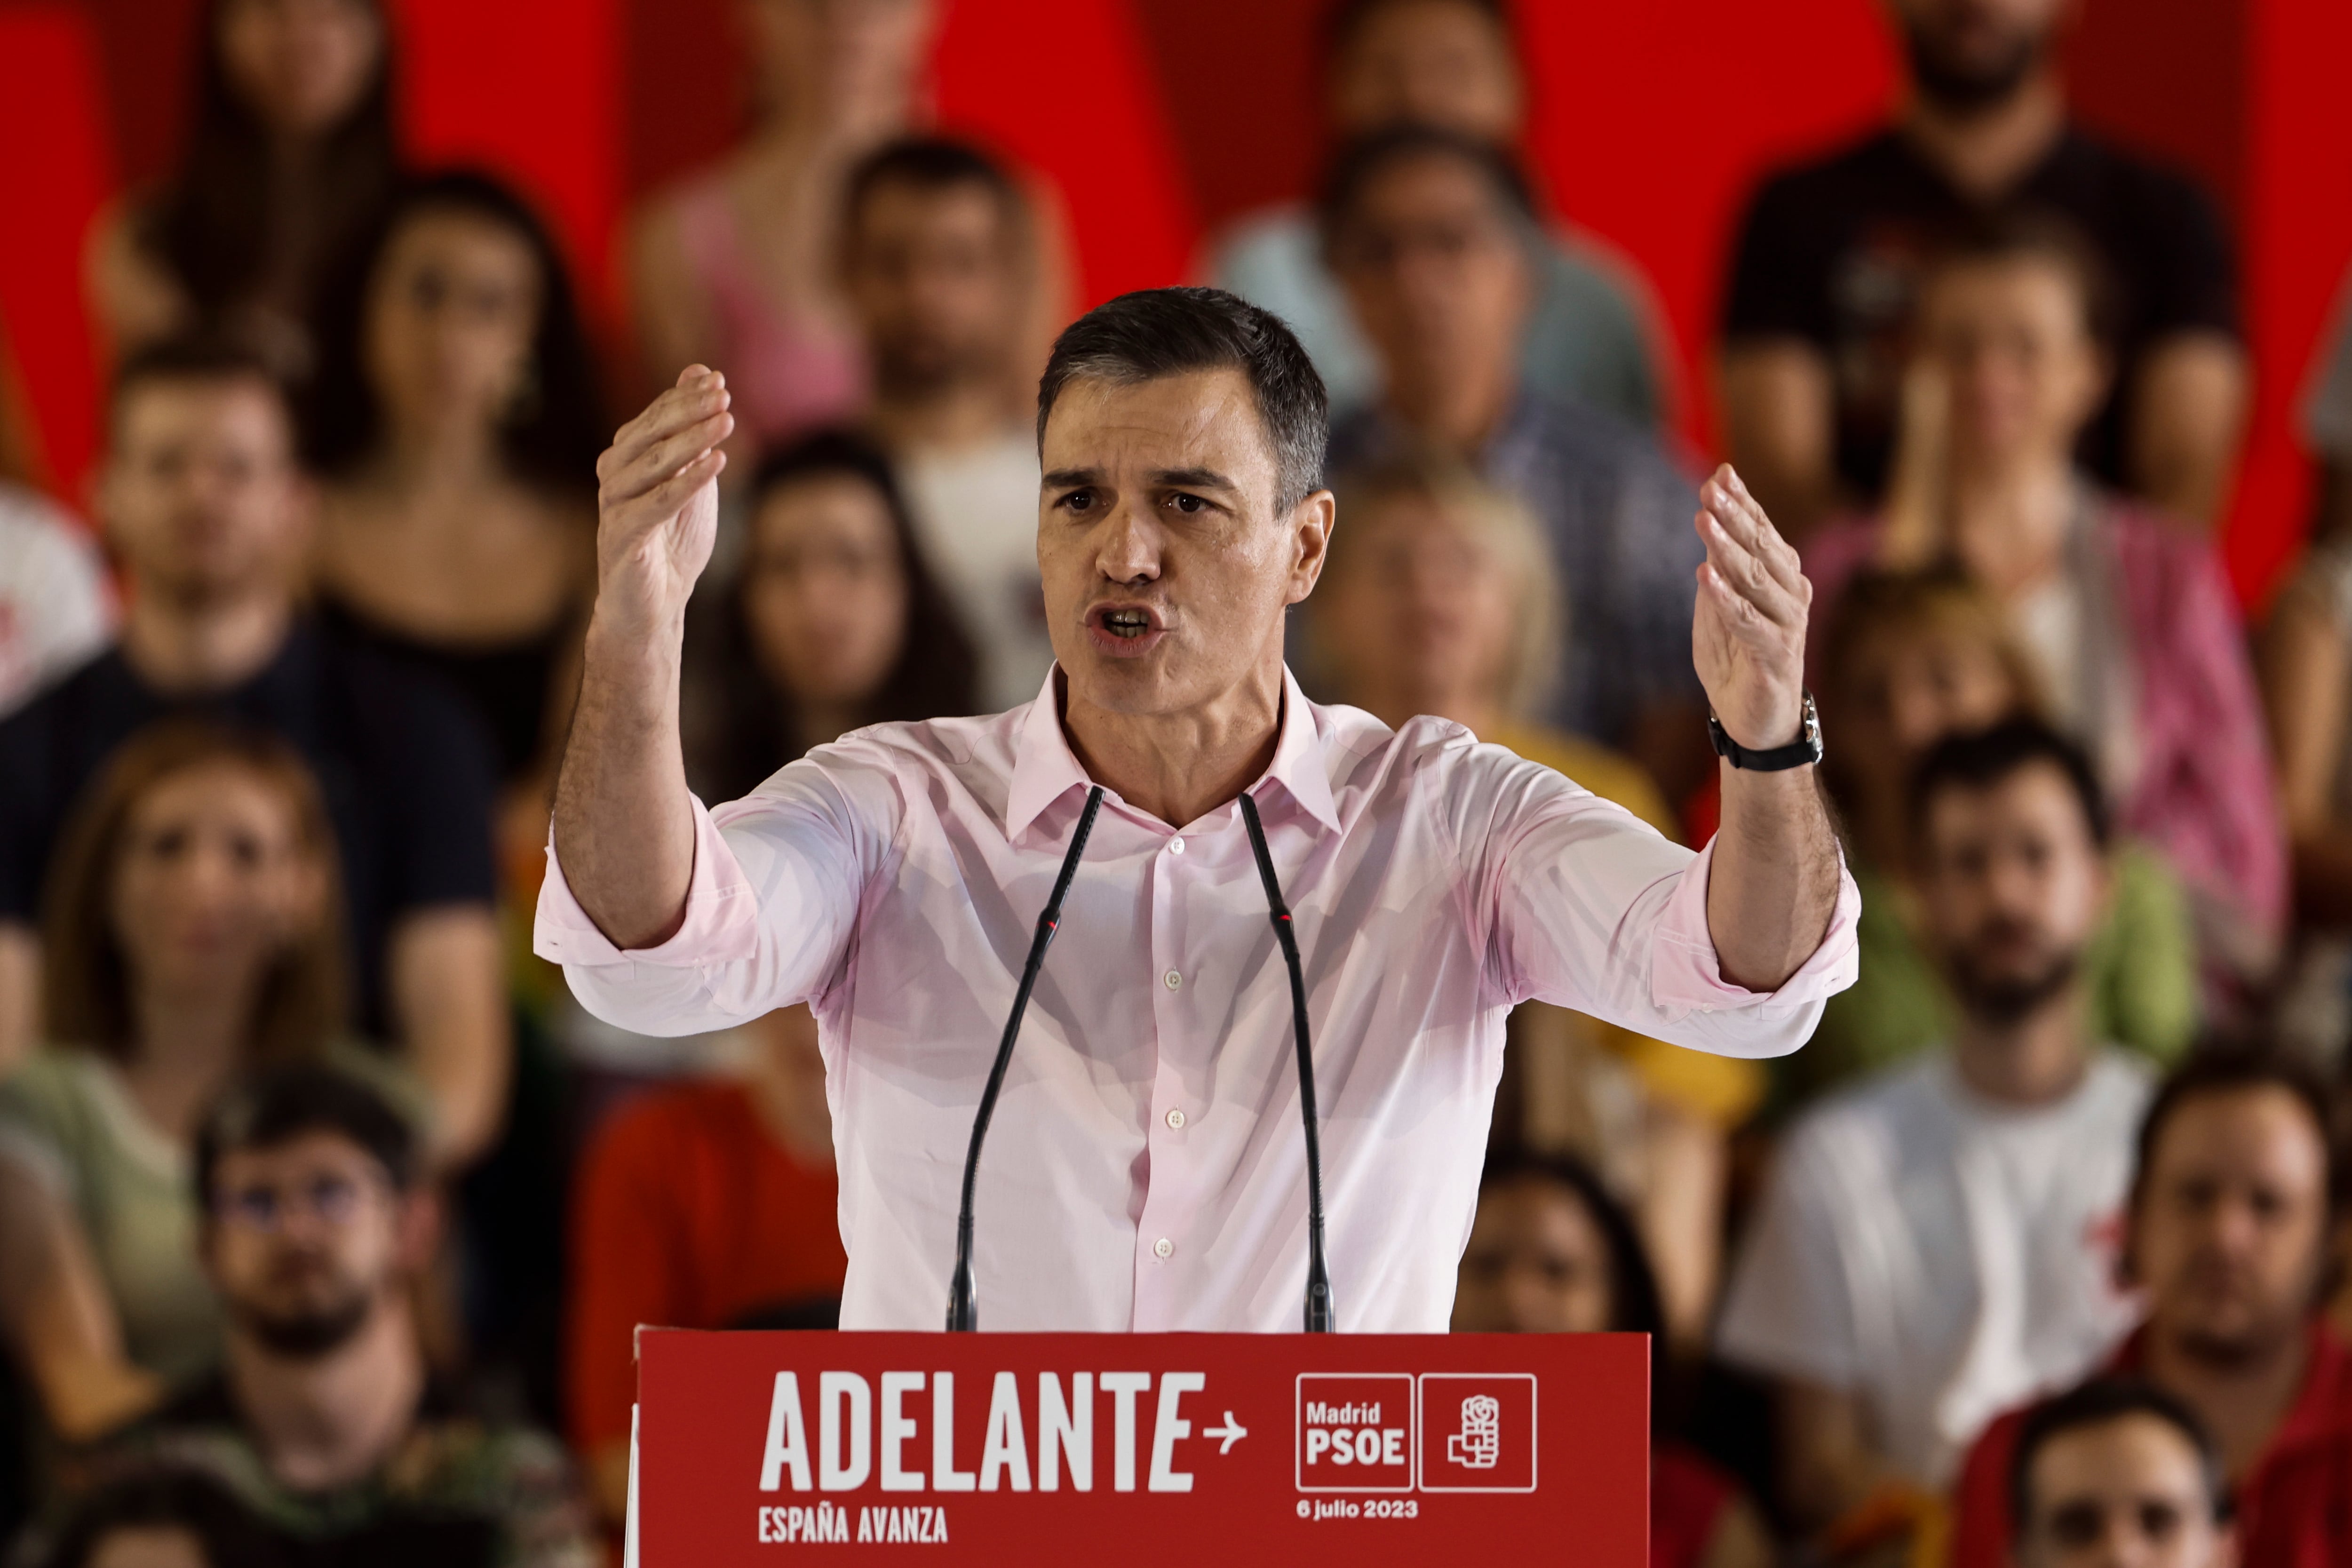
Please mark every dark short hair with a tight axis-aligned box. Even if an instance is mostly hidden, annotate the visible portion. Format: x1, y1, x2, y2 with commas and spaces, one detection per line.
38, 1467, 285, 1568
1923, 207, 2122, 350
1035, 286, 1327, 514
2009, 1377, 2228, 1537
195, 1062, 417, 1211
1476, 1147, 1665, 1343
1318, 122, 1538, 250
1907, 717, 2110, 851
845, 136, 1022, 238
111, 335, 292, 436
2131, 1044, 2342, 1224
1323, 0, 1510, 67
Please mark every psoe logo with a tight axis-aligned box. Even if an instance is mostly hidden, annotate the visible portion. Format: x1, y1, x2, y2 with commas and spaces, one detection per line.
1446, 1394, 1501, 1469
1417, 1375, 1535, 1493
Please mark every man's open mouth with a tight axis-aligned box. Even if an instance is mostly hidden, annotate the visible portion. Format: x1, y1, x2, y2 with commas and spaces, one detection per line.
1100, 608, 1153, 639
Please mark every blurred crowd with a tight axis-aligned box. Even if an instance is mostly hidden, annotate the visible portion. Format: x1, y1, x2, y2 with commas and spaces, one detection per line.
0, 0, 2348, 1564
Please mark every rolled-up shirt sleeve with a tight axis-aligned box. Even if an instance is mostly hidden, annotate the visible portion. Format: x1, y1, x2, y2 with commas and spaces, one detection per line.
532, 743, 901, 1036
1460, 742, 1859, 1058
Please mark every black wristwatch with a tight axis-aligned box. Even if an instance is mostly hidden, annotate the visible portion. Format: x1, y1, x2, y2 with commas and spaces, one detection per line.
1708, 692, 1823, 772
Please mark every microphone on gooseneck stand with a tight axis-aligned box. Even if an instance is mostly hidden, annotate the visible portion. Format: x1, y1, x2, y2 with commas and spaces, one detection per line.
944, 784, 1336, 1334
947, 786, 1106, 1332
1239, 793, 1334, 1333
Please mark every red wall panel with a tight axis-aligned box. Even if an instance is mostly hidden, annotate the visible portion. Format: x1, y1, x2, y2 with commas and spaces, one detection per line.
0, 5, 115, 494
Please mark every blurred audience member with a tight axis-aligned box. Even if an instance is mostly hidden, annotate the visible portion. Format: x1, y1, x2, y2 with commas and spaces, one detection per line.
2258, 285, 2352, 1059
1455, 1150, 1772, 1568
0, 724, 416, 1441
841, 138, 1050, 711
66, 1064, 592, 1568
2003, 1380, 2235, 1568
1952, 1051, 2351, 1567
1718, 0, 2243, 537
1310, 453, 1751, 1337
630, 0, 1067, 448
0, 485, 114, 720
1804, 217, 2283, 984
684, 430, 977, 805
1798, 566, 2195, 1109
304, 172, 604, 814
87, 0, 398, 374
32, 1469, 285, 1568
1321, 127, 1707, 798
0, 341, 506, 1162
1210, 0, 1662, 426
566, 1004, 843, 1526
1718, 721, 2149, 1538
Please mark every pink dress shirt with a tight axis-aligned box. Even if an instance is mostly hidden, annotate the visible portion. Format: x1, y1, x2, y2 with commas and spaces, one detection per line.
536, 669, 1860, 1333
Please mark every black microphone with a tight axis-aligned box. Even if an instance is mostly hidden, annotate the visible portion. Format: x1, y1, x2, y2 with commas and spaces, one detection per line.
1240, 793, 1333, 1332
947, 785, 1104, 1332
945, 785, 1335, 1334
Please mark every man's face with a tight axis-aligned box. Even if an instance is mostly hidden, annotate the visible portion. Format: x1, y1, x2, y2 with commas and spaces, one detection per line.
1887, 0, 2068, 112
1917, 761, 2107, 1026
1328, 0, 1521, 141
205, 1130, 413, 1358
1451, 1177, 1615, 1334
1328, 152, 1531, 421
2133, 1087, 2330, 1364
1038, 369, 1329, 724
2015, 1414, 2232, 1568
844, 178, 1023, 398
101, 378, 309, 605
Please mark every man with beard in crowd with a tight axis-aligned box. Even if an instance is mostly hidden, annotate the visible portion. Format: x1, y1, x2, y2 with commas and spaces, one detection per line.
1717, 720, 2152, 1544
1716, 0, 2245, 537
58, 1065, 593, 1568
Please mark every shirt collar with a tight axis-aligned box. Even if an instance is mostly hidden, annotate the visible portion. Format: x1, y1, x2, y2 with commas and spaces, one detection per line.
1004, 664, 1342, 842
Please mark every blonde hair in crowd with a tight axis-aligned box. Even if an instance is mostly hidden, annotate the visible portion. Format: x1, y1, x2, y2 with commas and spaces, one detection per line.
1320, 450, 1565, 723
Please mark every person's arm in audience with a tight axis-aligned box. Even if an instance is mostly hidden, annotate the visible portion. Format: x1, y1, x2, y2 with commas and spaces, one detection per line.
81, 202, 188, 362
0, 1158, 161, 1440
1698, 1494, 1776, 1568
1774, 1376, 1901, 1535
2260, 489, 2352, 926
1716, 342, 1840, 542
387, 906, 510, 1168
0, 923, 35, 1074
2129, 332, 2248, 530
627, 203, 712, 399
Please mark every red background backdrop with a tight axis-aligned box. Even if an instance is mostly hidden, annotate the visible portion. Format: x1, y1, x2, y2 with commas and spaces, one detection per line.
1, 0, 2347, 602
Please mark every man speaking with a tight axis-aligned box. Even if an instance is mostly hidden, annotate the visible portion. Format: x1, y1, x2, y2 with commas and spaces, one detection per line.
537, 288, 1857, 1334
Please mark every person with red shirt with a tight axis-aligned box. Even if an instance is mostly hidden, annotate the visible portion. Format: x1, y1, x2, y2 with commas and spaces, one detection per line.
564, 1004, 845, 1528
1950, 1048, 2352, 1566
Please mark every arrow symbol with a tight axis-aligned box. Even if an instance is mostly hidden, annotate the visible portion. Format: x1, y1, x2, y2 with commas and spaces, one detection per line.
1203, 1411, 1248, 1455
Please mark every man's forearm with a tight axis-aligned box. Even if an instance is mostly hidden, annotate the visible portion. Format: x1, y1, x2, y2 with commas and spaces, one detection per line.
1707, 764, 1841, 993
550, 613, 699, 951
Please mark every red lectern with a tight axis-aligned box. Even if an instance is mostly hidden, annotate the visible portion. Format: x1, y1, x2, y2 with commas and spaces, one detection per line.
625, 1329, 1649, 1564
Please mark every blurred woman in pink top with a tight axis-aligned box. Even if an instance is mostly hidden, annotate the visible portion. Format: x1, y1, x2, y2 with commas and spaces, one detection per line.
1803, 212, 2283, 990
627, 0, 1066, 450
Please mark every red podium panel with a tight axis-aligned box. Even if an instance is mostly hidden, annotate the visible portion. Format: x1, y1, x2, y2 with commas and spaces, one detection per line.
633, 1330, 1648, 1564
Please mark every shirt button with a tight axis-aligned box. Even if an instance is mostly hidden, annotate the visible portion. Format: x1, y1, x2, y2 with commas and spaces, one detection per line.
1165, 1107, 1186, 1130
1164, 969, 1182, 991
1168, 836, 1186, 855
1153, 1237, 1174, 1259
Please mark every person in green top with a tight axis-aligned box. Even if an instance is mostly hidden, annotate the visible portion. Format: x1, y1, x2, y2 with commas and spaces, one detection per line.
1788, 565, 2197, 1114
0, 721, 421, 1443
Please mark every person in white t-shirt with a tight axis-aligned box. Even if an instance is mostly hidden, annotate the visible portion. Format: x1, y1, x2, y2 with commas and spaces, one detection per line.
1718, 717, 2152, 1536
841, 137, 1052, 714
0, 484, 114, 717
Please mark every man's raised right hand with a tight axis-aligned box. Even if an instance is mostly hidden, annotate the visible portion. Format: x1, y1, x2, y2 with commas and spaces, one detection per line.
591, 365, 734, 643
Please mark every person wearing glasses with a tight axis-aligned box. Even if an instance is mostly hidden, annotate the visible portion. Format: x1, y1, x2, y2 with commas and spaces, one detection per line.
0, 723, 419, 1442
54, 1062, 594, 1568
540, 287, 1856, 1334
